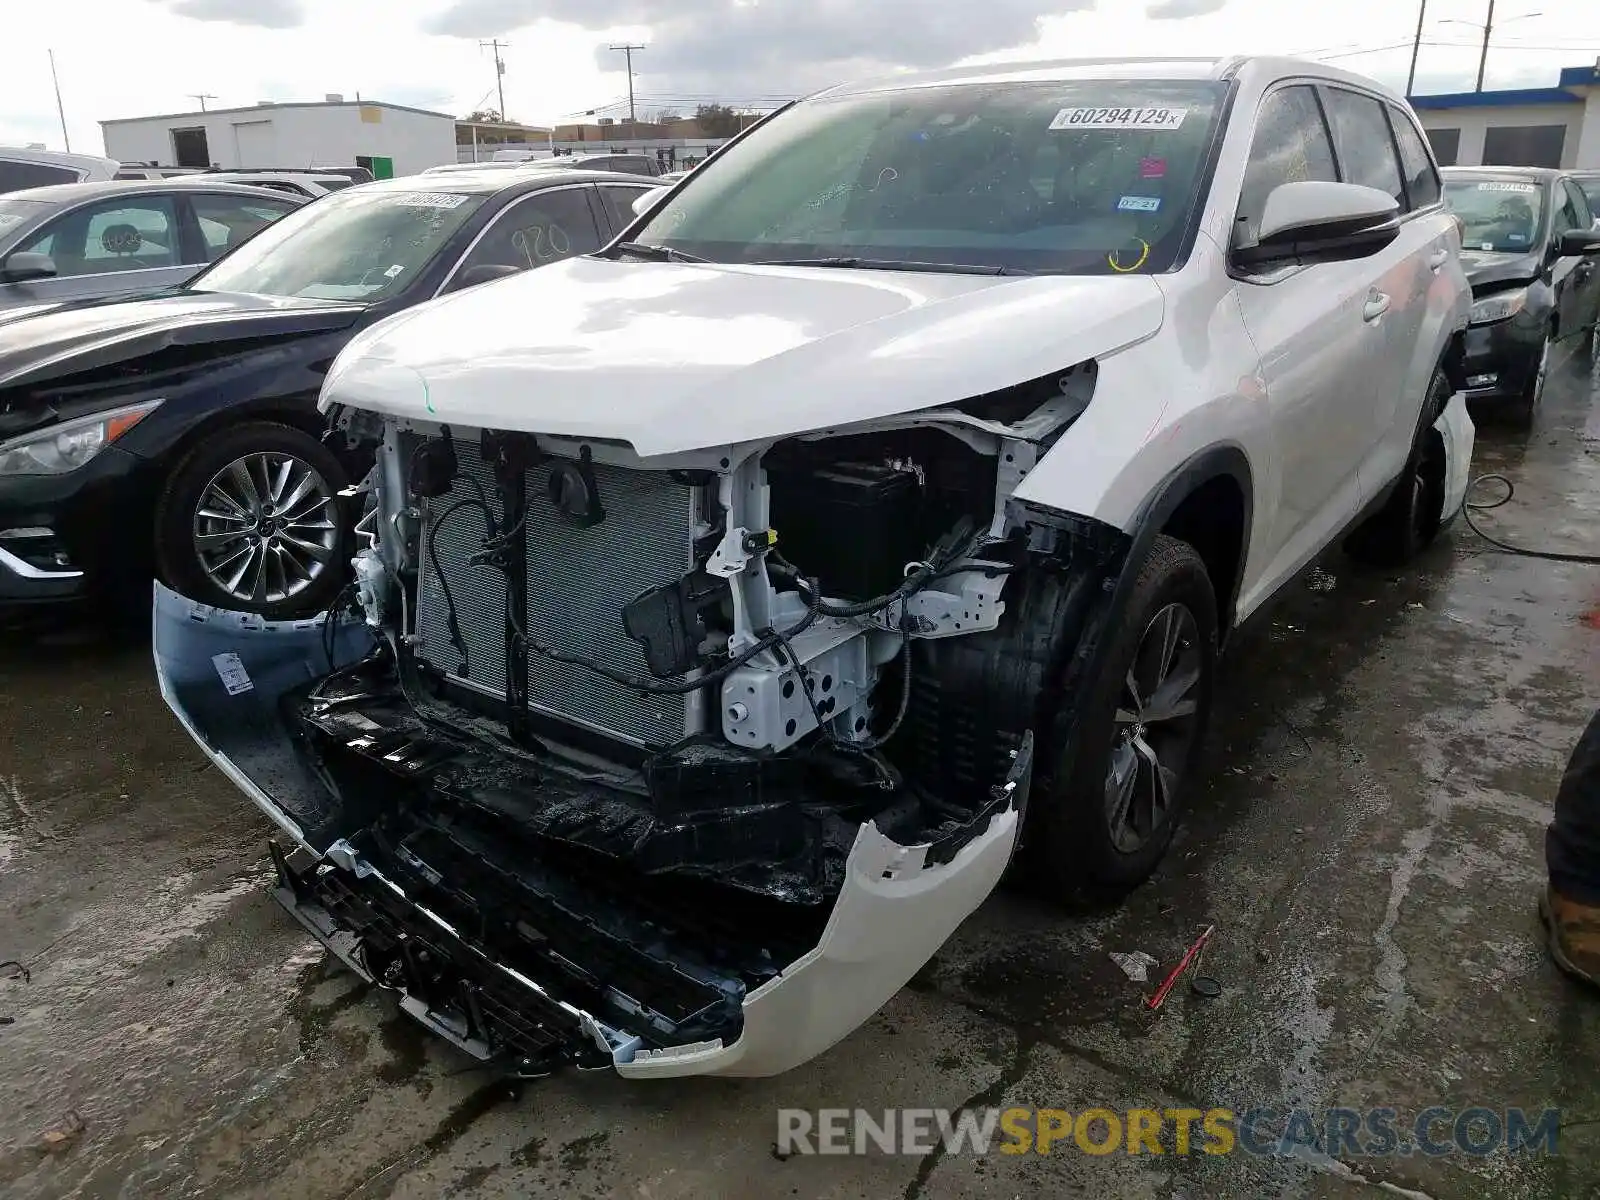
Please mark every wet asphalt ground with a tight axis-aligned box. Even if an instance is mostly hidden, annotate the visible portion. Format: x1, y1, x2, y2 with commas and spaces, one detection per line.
3, 344, 1600, 1200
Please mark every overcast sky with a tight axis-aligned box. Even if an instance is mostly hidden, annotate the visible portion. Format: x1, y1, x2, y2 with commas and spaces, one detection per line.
4, 0, 1598, 155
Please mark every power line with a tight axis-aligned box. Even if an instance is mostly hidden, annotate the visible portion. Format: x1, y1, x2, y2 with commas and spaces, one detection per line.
607, 43, 647, 123
479, 39, 508, 119
1315, 41, 1419, 60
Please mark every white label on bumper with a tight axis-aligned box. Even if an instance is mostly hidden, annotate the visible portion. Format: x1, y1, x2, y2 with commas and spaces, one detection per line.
211, 652, 254, 696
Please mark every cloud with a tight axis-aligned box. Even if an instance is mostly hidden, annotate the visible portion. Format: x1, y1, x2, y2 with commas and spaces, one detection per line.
1145, 0, 1227, 16
161, 0, 306, 29
426, 0, 1092, 99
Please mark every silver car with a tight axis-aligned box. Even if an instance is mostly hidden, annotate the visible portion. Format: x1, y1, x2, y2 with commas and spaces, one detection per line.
0, 179, 303, 309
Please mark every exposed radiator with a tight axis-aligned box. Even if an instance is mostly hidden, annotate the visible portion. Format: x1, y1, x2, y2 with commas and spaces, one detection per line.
413, 438, 695, 747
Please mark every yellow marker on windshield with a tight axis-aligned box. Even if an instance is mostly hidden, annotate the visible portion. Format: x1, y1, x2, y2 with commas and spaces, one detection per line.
1108, 239, 1150, 273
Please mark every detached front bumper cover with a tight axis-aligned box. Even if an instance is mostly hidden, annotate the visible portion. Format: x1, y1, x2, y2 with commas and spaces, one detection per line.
152, 582, 1033, 1078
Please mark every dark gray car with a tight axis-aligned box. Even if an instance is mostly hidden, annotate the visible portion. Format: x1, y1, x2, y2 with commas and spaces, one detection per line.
0, 179, 304, 310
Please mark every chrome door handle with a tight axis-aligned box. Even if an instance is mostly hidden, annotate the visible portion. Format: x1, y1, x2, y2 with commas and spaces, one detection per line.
1364, 292, 1391, 322
1427, 248, 1448, 272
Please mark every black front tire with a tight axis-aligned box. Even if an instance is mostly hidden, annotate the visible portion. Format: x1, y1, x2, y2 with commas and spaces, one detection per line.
1504, 332, 1551, 430
154, 421, 352, 620
1025, 534, 1218, 901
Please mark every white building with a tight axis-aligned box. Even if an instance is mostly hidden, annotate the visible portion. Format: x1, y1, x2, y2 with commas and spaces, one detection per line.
99, 97, 457, 179
1412, 62, 1600, 170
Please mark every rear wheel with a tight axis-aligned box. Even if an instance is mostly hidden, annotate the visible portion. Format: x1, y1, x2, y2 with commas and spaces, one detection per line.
155, 422, 351, 619
1345, 367, 1450, 567
1026, 535, 1218, 900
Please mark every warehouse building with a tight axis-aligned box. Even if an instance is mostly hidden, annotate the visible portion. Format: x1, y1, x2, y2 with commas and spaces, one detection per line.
100, 97, 457, 178
1412, 61, 1600, 169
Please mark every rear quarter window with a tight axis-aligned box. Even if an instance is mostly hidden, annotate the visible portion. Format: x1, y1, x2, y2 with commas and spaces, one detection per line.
0, 162, 79, 192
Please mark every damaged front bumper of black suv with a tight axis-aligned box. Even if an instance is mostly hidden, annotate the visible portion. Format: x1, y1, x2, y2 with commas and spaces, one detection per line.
153, 582, 1034, 1079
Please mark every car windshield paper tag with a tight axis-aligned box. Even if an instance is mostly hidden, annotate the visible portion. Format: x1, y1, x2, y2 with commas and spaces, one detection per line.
1051, 107, 1188, 131
1476, 181, 1536, 193
394, 192, 469, 208
1117, 195, 1162, 213
384, 264, 405, 278
212, 652, 254, 696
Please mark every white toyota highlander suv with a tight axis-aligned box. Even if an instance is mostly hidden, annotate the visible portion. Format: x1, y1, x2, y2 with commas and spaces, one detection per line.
155, 56, 1472, 1079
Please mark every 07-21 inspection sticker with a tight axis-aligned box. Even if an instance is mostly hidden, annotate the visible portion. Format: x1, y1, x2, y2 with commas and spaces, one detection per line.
1051, 107, 1188, 131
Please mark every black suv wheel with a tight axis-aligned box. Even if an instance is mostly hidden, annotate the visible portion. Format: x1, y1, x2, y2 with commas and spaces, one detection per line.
1027, 534, 1218, 898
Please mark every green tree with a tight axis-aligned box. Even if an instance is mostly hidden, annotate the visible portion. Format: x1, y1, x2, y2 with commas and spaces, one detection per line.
695, 104, 742, 138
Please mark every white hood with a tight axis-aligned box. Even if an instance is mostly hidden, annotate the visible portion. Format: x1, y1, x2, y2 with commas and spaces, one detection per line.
322, 255, 1165, 456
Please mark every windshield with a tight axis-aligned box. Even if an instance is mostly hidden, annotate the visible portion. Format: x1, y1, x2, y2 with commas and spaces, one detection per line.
632, 79, 1227, 274
188, 187, 486, 300
0, 198, 48, 237
1443, 177, 1546, 253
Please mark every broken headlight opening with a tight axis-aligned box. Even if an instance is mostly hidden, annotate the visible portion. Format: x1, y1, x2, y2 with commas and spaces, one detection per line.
157, 372, 1117, 1078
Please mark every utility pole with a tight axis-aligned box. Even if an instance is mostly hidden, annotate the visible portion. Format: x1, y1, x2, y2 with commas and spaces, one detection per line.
480, 38, 509, 120
1405, 0, 1427, 96
608, 43, 646, 125
48, 49, 70, 152
189, 93, 217, 112
1475, 0, 1496, 91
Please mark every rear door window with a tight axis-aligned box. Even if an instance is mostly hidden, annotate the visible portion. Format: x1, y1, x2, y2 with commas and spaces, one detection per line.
0, 161, 79, 193
1321, 87, 1405, 206
190, 193, 298, 261
1388, 107, 1442, 210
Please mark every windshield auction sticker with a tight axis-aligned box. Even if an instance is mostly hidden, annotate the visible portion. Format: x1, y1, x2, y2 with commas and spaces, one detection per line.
1476, 181, 1537, 192
1051, 107, 1188, 131
393, 192, 471, 208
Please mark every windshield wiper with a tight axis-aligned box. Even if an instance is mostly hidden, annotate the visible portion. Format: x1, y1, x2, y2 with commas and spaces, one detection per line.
610, 241, 707, 264
751, 257, 1031, 276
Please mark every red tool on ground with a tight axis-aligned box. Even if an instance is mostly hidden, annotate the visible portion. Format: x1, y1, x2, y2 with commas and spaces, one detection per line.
1145, 924, 1216, 1012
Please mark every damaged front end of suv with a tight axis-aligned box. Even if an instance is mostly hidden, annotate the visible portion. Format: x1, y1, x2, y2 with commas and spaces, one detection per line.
154, 364, 1131, 1079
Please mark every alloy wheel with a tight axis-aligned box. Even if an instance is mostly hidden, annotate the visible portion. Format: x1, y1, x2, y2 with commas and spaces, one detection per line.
1105, 602, 1204, 853
193, 452, 338, 605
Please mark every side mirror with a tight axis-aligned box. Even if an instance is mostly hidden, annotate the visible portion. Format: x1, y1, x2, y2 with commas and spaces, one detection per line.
454, 263, 523, 290
0, 251, 58, 283
1234, 181, 1401, 270
1557, 228, 1600, 257
631, 187, 669, 219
